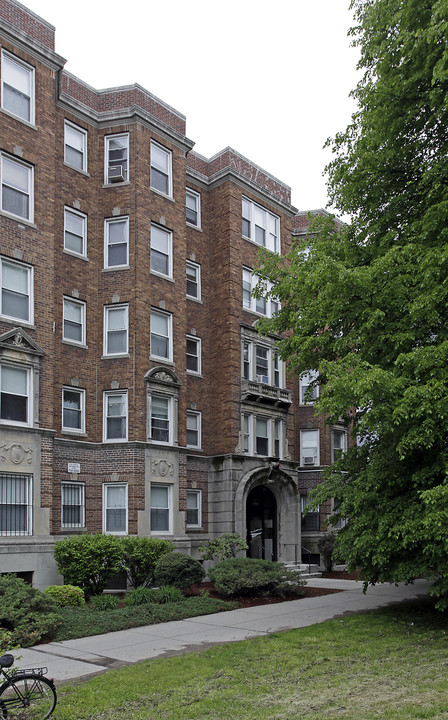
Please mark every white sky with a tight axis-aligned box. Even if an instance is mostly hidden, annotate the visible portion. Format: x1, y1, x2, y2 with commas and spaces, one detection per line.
22, 0, 360, 213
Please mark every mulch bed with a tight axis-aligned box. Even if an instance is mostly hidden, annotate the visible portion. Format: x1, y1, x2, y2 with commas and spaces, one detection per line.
186, 582, 344, 610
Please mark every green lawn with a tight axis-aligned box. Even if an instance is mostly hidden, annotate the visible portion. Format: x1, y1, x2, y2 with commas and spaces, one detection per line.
54, 599, 448, 720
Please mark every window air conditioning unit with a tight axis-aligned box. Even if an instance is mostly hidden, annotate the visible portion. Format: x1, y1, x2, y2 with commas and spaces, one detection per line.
256, 375, 269, 384
108, 165, 125, 183
303, 456, 315, 465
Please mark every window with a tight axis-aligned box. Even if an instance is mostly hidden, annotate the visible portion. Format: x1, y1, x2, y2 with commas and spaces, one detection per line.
242, 196, 279, 252
104, 217, 128, 268
186, 489, 201, 527
150, 141, 172, 196
105, 133, 128, 183
0, 364, 31, 425
103, 391, 128, 441
332, 429, 347, 463
186, 336, 201, 374
242, 339, 284, 388
150, 224, 172, 278
64, 121, 87, 172
186, 261, 201, 300
62, 483, 85, 527
150, 394, 171, 444
1, 51, 34, 123
243, 413, 284, 458
63, 297, 86, 346
186, 411, 201, 449
300, 371, 319, 405
242, 267, 279, 318
1, 154, 33, 221
0, 257, 32, 323
62, 387, 85, 433
301, 495, 320, 532
104, 483, 128, 534
150, 309, 172, 361
256, 417, 269, 455
64, 207, 87, 257
186, 189, 201, 227
0, 473, 32, 536
300, 429, 319, 467
150, 484, 171, 532
104, 305, 128, 356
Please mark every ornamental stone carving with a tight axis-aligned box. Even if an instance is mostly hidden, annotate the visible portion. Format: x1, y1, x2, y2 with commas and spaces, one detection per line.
0, 443, 33, 464
151, 458, 174, 477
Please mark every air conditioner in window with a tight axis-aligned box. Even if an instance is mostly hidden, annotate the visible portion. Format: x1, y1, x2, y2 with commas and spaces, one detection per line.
256, 374, 269, 384
108, 165, 125, 183
303, 456, 315, 465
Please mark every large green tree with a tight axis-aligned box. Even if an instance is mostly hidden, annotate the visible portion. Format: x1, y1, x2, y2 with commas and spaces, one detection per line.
257, 0, 448, 606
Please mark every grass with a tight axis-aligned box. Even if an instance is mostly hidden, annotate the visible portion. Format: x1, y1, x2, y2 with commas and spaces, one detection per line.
53, 598, 448, 720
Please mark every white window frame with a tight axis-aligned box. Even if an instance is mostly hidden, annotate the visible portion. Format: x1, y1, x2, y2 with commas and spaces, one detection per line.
242, 196, 280, 253
149, 393, 173, 445
150, 140, 172, 197
0, 363, 32, 427
300, 371, 319, 405
1, 153, 33, 222
186, 335, 201, 375
61, 482, 85, 528
103, 390, 128, 442
103, 304, 129, 357
150, 224, 173, 279
0, 473, 32, 536
301, 495, 320, 532
186, 188, 201, 228
186, 489, 202, 528
64, 207, 87, 258
332, 429, 347, 463
186, 260, 201, 300
243, 413, 284, 459
104, 132, 129, 184
64, 120, 88, 172
104, 216, 129, 269
150, 483, 172, 534
63, 297, 86, 346
0, 256, 33, 324
150, 308, 173, 361
186, 410, 201, 449
242, 339, 285, 388
1, 50, 35, 124
62, 386, 85, 434
103, 482, 128, 535
242, 267, 279, 318
300, 429, 320, 467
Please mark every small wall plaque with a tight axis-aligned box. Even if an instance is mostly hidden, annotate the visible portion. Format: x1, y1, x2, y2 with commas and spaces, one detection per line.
68, 463, 80, 474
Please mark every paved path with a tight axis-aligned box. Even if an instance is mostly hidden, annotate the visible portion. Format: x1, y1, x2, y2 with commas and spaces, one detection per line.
16, 578, 431, 683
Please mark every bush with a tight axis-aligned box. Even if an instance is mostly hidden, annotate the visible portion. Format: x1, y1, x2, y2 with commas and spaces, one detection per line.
53, 534, 124, 598
199, 533, 248, 562
43, 584, 85, 607
90, 594, 119, 611
208, 558, 305, 597
317, 532, 336, 573
154, 552, 205, 591
121, 536, 174, 588
154, 585, 185, 604
124, 587, 158, 606
0, 574, 61, 647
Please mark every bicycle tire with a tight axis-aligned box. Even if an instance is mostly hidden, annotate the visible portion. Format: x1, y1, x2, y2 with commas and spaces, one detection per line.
0, 674, 57, 719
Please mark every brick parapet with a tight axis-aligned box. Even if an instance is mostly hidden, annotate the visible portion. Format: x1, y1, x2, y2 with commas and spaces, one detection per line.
0, 0, 55, 50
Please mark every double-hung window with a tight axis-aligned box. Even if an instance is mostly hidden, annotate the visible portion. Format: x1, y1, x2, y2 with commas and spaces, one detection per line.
300, 429, 319, 467
301, 495, 320, 532
104, 216, 128, 268
243, 413, 284, 458
300, 371, 319, 405
150, 309, 172, 361
105, 133, 129, 183
0, 363, 31, 425
62, 482, 85, 528
1, 154, 33, 222
186, 411, 201, 449
150, 484, 171, 532
103, 391, 128, 441
150, 224, 172, 278
186, 261, 201, 300
150, 141, 172, 196
62, 387, 85, 433
1, 51, 34, 123
186, 335, 201, 374
64, 121, 87, 172
242, 267, 279, 318
150, 394, 171, 444
242, 196, 280, 252
242, 339, 284, 388
103, 483, 127, 534
186, 489, 201, 527
332, 429, 347, 463
64, 207, 87, 257
104, 305, 128, 356
0, 473, 32, 536
63, 297, 86, 346
0, 257, 33, 323
186, 189, 201, 227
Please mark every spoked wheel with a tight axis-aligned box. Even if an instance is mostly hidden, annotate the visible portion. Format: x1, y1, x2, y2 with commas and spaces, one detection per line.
0, 675, 57, 719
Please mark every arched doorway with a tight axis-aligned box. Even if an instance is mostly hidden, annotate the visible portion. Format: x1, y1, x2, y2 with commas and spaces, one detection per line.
246, 485, 277, 561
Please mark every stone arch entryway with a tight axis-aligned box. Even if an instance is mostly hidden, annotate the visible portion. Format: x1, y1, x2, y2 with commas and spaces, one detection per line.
246, 485, 277, 560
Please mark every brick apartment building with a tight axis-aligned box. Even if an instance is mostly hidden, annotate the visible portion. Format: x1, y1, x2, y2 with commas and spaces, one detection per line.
0, 0, 347, 588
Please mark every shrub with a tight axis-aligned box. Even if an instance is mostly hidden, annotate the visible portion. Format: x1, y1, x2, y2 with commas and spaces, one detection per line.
43, 584, 85, 607
0, 574, 61, 647
154, 552, 205, 591
154, 585, 185, 604
208, 558, 305, 597
53, 534, 123, 598
121, 536, 174, 588
318, 532, 336, 573
0, 629, 16, 654
199, 533, 248, 562
124, 587, 158, 606
90, 594, 119, 611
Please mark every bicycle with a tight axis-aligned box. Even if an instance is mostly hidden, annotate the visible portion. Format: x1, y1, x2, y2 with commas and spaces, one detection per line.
0, 653, 57, 719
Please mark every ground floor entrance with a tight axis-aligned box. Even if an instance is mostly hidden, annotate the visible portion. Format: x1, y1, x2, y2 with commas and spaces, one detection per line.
246, 485, 277, 561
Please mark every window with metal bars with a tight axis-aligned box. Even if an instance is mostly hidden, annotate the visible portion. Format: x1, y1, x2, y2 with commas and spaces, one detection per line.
0, 473, 32, 536
62, 483, 85, 527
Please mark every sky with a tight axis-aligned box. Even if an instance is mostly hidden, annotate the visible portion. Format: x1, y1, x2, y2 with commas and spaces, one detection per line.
22, 0, 360, 214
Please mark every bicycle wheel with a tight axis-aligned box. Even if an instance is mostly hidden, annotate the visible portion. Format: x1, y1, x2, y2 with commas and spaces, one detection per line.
0, 674, 57, 719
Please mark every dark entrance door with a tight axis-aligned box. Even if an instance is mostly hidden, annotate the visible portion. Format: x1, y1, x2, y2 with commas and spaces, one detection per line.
246, 485, 277, 561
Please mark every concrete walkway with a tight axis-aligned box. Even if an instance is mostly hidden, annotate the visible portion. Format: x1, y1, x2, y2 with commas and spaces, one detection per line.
15, 578, 431, 684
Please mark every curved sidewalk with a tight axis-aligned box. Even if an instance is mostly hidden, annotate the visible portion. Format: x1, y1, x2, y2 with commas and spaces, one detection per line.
16, 578, 431, 683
